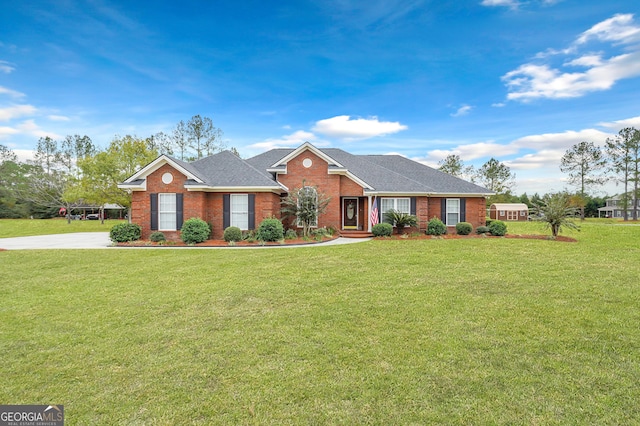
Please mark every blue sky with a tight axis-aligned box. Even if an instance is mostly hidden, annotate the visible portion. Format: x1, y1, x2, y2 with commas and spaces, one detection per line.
1, 0, 639, 195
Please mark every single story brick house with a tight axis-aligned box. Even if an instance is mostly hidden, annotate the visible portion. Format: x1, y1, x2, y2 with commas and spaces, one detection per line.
489, 203, 529, 221
119, 142, 493, 240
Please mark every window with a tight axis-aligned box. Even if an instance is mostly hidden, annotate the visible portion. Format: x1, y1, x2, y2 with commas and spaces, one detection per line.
446, 199, 460, 226
297, 186, 318, 227
380, 198, 410, 222
231, 194, 249, 230
159, 193, 176, 230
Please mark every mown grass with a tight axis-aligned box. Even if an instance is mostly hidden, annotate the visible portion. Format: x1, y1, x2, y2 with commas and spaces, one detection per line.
1, 221, 639, 424
0, 218, 125, 238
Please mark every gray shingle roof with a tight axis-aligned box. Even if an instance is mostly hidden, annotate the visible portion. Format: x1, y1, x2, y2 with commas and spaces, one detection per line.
244, 147, 491, 194
189, 150, 281, 188
143, 145, 491, 195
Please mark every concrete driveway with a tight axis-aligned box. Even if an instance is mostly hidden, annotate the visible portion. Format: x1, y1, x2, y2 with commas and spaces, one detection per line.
0, 232, 112, 250
0, 233, 370, 250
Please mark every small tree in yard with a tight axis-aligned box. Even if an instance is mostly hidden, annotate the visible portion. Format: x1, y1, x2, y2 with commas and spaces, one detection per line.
280, 181, 331, 238
531, 193, 580, 238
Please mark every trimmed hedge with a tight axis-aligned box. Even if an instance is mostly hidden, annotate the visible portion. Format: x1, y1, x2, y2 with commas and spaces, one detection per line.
372, 222, 393, 237
488, 220, 507, 236
181, 218, 210, 244
455, 222, 472, 235
476, 225, 490, 234
149, 231, 166, 242
109, 223, 142, 243
426, 217, 447, 236
223, 226, 243, 242
257, 218, 284, 242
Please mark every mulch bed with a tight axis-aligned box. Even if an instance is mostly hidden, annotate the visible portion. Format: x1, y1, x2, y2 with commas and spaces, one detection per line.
117, 233, 576, 247
383, 233, 577, 242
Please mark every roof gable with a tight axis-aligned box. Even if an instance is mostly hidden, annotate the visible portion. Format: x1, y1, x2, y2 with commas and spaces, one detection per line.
122, 155, 205, 183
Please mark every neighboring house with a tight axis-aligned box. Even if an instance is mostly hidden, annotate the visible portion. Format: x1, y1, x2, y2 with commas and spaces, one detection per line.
489, 203, 529, 221
598, 193, 640, 218
118, 142, 493, 240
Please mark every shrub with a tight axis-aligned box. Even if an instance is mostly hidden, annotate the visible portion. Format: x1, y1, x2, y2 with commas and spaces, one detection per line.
372, 222, 393, 237
488, 220, 507, 236
149, 231, 166, 242
243, 230, 257, 243
109, 223, 142, 243
181, 217, 210, 244
284, 228, 298, 240
455, 222, 472, 235
476, 225, 490, 234
384, 209, 418, 231
223, 226, 243, 242
426, 217, 447, 236
256, 218, 284, 242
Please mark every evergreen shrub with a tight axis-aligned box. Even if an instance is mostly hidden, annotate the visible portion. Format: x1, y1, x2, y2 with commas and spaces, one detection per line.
257, 218, 284, 242
109, 223, 142, 243
223, 226, 243, 242
181, 218, 210, 244
372, 223, 393, 237
488, 220, 507, 236
149, 231, 166, 242
455, 222, 472, 235
426, 217, 447, 236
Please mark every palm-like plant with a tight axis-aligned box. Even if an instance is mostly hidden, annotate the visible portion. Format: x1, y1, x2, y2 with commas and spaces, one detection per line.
531, 193, 580, 237
384, 209, 418, 233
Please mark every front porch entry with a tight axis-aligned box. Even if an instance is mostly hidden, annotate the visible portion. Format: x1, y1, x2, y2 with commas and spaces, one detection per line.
342, 197, 364, 231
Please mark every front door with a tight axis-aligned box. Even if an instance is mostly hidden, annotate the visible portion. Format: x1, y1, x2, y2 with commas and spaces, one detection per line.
343, 198, 359, 229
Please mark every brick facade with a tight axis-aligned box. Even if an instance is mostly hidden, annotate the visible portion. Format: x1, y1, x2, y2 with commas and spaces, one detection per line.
128, 148, 487, 240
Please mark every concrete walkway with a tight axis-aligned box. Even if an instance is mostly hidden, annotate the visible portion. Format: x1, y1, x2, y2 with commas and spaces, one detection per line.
0, 233, 371, 250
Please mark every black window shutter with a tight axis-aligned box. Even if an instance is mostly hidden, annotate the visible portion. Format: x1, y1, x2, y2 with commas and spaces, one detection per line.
460, 198, 466, 223
248, 194, 255, 230
410, 197, 417, 215
150, 193, 158, 231
223, 194, 230, 229
176, 193, 184, 230
441, 199, 446, 223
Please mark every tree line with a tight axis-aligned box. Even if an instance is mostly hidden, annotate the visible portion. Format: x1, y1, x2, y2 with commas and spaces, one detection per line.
0, 115, 229, 220
437, 127, 640, 220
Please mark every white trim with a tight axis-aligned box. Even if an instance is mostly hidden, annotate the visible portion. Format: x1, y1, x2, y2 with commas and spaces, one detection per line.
270, 142, 344, 168
342, 197, 359, 230
158, 193, 177, 231
122, 155, 204, 184
446, 198, 460, 226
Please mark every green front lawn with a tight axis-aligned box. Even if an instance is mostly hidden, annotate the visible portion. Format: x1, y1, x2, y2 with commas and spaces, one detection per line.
1, 221, 639, 424
0, 218, 125, 238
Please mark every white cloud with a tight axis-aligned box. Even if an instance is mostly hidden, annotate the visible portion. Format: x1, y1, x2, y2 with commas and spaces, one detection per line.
423, 141, 520, 163
565, 54, 603, 67
312, 115, 407, 140
0, 86, 26, 99
576, 14, 640, 45
451, 105, 473, 117
505, 149, 566, 170
16, 119, 61, 139
0, 104, 37, 121
481, 0, 519, 8
48, 115, 71, 122
511, 128, 612, 150
598, 115, 640, 131
0, 61, 15, 74
248, 130, 317, 151
503, 14, 640, 101
0, 125, 19, 138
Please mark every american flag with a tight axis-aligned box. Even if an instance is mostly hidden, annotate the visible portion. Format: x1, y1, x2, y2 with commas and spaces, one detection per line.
370, 197, 379, 226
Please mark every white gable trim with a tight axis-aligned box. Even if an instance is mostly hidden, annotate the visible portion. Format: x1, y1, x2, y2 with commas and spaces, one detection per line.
122, 155, 204, 184
270, 142, 344, 168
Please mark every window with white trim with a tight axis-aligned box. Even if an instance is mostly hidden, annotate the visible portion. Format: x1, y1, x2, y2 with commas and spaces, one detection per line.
297, 186, 318, 227
231, 194, 249, 230
446, 198, 460, 226
159, 193, 177, 231
380, 197, 410, 223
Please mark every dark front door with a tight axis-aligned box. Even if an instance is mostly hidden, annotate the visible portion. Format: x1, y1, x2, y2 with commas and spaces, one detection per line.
343, 198, 358, 229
